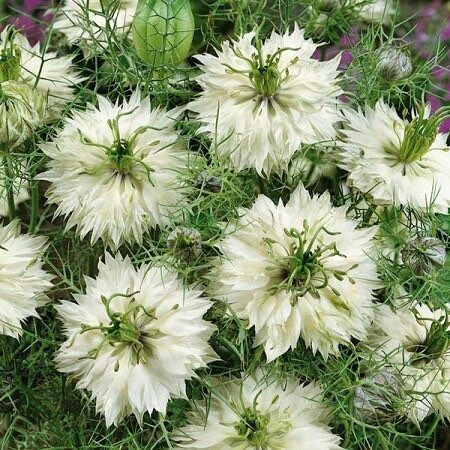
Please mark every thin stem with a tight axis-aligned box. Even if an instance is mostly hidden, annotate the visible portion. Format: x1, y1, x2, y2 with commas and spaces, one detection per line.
29, 179, 39, 233
3, 156, 16, 221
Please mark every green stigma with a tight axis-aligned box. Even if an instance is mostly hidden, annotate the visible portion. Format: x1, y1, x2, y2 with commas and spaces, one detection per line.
388, 107, 450, 165
235, 407, 269, 446
250, 63, 281, 98
81, 293, 160, 366
108, 138, 134, 173
267, 222, 357, 303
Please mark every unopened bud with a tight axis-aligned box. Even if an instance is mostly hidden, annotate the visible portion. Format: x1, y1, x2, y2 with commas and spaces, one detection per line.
195, 170, 222, 193
167, 226, 202, 261
401, 236, 446, 276
377, 46, 413, 81
0, 81, 46, 149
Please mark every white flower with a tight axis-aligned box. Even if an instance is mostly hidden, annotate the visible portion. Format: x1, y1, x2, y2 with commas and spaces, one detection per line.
357, 0, 394, 24
365, 299, 450, 423
189, 24, 342, 176
339, 100, 450, 213
175, 370, 342, 449
37, 92, 188, 248
55, 252, 217, 427
54, 0, 137, 49
0, 220, 53, 339
0, 27, 83, 120
210, 184, 379, 362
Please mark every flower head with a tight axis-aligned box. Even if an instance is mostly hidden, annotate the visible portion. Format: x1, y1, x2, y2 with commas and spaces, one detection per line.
54, 0, 138, 49
0, 220, 53, 339
210, 184, 379, 361
189, 24, 342, 176
38, 92, 188, 248
0, 27, 83, 120
339, 100, 450, 213
365, 300, 450, 423
175, 370, 342, 449
0, 80, 46, 148
55, 252, 216, 426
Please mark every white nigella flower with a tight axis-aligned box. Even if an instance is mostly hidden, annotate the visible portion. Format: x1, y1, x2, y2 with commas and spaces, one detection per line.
55, 252, 217, 427
54, 0, 137, 49
37, 91, 188, 248
0, 220, 53, 339
175, 370, 342, 449
339, 100, 450, 213
210, 184, 379, 362
365, 299, 450, 423
0, 27, 83, 120
189, 24, 342, 176
357, 0, 394, 24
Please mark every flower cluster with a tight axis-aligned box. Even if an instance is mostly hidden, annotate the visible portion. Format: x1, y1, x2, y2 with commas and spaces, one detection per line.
0, 1, 449, 448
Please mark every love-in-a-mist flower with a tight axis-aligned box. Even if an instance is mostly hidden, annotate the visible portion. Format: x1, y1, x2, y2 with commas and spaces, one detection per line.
357, 0, 394, 24
175, 370, 342, 449
0, 220, 53, 339
54, 0, 138, 49
339, 101, 450, 213
189, 24, 342, 176
210, 184, 379, 362
0, 27, 83, 120
365, 299, 450, 423
38, 92, 188, 248
55, 253, 216, 427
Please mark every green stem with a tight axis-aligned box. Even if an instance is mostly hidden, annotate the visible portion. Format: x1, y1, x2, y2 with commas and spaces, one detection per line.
29, 179, 39, 233
3, 156, 16, 221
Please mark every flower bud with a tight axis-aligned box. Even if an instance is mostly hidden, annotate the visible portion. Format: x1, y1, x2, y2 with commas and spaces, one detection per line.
401, 236, 446, 276
195, 170, 222, 193
0, 81, 46, 149
377, 46, 413, 81
353, 369, 405, 424
167, 226, 202, 261
132, 0, 195, 67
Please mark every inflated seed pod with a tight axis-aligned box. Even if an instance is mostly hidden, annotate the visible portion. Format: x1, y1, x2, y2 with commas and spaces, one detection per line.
132, 0, 195, 66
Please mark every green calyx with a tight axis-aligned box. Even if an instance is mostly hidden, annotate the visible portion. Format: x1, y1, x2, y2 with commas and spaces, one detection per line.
234, 407, 269, 447
267, 222, 357, 302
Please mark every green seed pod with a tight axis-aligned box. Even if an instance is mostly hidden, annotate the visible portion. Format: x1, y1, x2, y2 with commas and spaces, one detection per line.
0, 81, 46, 149
132, 0, 195, 67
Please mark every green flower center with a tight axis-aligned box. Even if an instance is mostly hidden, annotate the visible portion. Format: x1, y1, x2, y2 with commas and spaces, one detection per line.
108, 138, 134, 173
250, 62, 281, 98
81, 293, 161, 366
266, 223, 357, 303
408, 319, 450, 365
235, 407, 269, 446
384, 107, 449, 166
